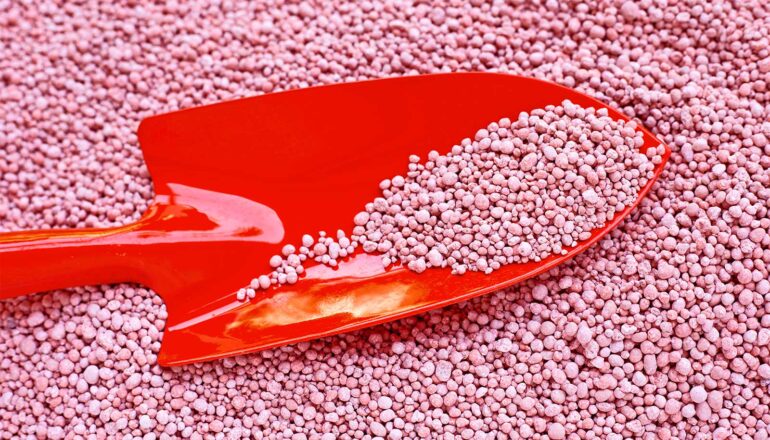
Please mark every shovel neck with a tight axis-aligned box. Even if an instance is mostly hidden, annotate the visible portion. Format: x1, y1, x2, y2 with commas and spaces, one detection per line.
0, 199, 212, 300
0, 218, 149, 300
0, 185, 286, 327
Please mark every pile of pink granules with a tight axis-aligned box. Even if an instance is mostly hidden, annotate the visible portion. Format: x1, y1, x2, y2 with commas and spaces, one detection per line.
1, 1, 769, 439
245, 101, 664, 299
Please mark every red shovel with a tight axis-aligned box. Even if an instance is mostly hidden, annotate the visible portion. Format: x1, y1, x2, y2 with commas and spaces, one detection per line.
0, 73, 670, 366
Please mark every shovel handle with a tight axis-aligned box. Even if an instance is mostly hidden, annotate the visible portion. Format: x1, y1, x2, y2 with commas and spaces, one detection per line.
0, 225, 142, 300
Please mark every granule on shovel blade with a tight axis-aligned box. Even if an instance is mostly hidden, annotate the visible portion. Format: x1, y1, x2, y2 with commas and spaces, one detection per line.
242, 100, 663, 297
1, 0, 769, 438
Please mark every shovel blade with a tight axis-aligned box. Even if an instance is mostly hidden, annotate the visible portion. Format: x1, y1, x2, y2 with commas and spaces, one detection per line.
132, 73, 669, 365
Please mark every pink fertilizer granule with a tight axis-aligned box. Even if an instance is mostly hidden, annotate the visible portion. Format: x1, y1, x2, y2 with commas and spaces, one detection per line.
1, 1, 770, 439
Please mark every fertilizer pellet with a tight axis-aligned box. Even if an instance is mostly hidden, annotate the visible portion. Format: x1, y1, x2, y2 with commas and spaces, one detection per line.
1, 0, 770, 438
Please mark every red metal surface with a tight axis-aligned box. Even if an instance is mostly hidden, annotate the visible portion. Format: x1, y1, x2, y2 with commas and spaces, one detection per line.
0, 73, 671, 366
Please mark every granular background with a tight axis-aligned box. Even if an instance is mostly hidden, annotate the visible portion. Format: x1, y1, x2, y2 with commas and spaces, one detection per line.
1, 1, 769, 439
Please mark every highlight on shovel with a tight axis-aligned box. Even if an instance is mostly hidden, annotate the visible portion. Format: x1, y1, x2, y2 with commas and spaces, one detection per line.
0, 73, 670, 366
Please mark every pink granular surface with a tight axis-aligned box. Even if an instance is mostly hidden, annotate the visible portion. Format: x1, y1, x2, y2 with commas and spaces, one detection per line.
1, 1, 769, 439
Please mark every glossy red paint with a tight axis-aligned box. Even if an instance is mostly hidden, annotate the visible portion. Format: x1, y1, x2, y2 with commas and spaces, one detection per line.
0, 73, 670, 366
